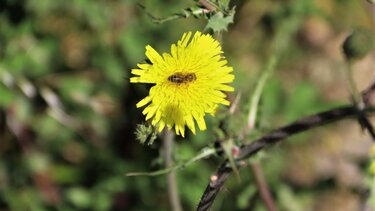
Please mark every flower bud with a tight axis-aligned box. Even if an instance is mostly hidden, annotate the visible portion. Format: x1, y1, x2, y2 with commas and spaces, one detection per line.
135, 124, 157, 145
342, 27, 374, 60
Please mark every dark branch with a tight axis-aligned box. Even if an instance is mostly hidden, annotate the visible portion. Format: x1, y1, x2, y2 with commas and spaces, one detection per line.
238, 106, 358, 160
197, 81, 375, 211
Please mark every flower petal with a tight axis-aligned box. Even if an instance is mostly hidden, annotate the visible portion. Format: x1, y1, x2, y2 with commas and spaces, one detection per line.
136, 96, 152, 108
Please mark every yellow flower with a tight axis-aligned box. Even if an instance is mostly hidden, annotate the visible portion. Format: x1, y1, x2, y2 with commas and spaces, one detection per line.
130, 31, 234, 137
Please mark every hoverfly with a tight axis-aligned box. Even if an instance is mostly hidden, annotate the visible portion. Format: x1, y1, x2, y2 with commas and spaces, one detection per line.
168, 72, 196, 84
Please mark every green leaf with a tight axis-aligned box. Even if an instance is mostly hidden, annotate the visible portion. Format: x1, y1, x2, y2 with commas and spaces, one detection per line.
51, 165, 82, 184
0, 84, 16, 107
205, 12, 233, 32
66, 187, 91, 209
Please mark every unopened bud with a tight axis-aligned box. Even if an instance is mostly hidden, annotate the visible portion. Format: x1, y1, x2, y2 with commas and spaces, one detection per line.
135, 124, 157, 145
342, 27, 374, 60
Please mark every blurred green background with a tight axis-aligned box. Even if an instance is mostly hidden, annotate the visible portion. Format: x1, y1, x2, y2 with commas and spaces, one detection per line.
1, 0, 375, 210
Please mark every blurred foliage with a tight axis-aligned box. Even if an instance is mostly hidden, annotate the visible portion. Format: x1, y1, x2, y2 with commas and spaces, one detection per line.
0, 0, 374, 210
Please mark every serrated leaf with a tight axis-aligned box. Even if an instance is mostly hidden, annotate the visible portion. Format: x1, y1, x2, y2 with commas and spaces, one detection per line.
205, 12, 233, 32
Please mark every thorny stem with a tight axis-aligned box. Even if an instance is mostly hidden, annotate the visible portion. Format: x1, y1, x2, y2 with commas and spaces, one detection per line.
163, 130, 183, 211
213, 32, 223, 45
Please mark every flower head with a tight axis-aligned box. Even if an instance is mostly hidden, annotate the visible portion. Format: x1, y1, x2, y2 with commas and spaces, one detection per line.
130, 31, 234, 137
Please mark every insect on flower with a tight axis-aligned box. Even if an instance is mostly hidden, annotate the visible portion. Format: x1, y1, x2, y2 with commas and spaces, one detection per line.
167, 72, 196, 84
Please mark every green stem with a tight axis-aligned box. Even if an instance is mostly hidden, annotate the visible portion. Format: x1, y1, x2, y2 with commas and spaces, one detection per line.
246, 56, 278, 132
346, 61, 364, 109
126, 147, 216, 176
163, 130, 182, 211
